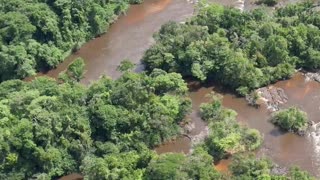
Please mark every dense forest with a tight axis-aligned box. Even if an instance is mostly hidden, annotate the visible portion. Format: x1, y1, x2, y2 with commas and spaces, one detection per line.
0, 63, 313, 179
143, 1, 320, 95
0, 62, 191, 179
0, 0, 141, 81
0, 0, 318, 179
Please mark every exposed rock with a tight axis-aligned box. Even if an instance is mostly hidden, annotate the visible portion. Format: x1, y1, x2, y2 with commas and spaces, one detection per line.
247, 86, 288, 111
186, 0, 199, 4
307, 121, 320, 151
183, 122, 195, 134
246, 91, 263, 108
296, 129, 307, 136
191, 126, 209, 145
187, 0, 245, 12
189, 126, 210, 153
304, 72, 320, 83
271, 164, 288, 176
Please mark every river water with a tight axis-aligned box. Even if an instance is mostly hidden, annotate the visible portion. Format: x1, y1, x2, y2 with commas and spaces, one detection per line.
155, 73, 320, 177
29, 0, 319, 178
28, 0, 194, 84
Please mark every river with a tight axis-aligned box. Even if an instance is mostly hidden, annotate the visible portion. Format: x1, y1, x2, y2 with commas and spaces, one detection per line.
29, 0, 194, 84
28, 0, 319, 178
155, 72, 320, 176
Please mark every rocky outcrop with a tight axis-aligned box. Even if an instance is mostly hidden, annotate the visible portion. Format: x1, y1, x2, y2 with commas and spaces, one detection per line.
307, 121, 320, 148
304, 72, 320, 83
247, 86, 288, 111
189, 126, 210, 153
186, 0, 245, 12
271, 164, 288, 176
235, 0, 245, 12
183, 121, 195, 134
186, 0, 199, 4
191, 126, 209, 146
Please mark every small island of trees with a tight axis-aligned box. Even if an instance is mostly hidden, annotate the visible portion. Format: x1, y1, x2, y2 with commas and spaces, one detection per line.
271, 107, 309, 134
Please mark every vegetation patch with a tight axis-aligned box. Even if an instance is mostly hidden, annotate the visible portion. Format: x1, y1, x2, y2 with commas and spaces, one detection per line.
0, 1, 317, 179
271, 107, 309, 134
142, 2, 320, 95
0, 0, 140, 81
230, 154, 315, 180
200, 94, 262, 160
0, 62, 191, 179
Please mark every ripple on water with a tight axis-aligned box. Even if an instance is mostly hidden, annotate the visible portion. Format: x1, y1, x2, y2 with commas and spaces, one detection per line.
308, 122, 320, 173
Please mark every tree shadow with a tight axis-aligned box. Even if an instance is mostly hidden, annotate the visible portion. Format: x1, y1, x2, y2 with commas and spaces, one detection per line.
269, 127, 287, 137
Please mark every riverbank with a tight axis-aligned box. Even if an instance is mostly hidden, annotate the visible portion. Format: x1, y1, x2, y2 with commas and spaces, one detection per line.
26, 0, 194, 85
156, 72, 320, 177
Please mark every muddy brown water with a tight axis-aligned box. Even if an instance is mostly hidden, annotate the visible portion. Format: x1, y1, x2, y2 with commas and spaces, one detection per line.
224, 73, 320, 177
156, 73, 320, 177
27, 0, 319, 178
28, 0, 194, 84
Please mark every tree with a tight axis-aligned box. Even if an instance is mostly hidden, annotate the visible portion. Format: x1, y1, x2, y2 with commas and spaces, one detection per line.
263, 35, 289, 67
59, 58, 85, 82
117, 59, 135, 72
229, 154, 315, 180
200, 95, 223, 122
0, 44, 36, 81
88, 70, 191, 147
142, 2, 320, 96
289, 167, 315, 180
0, 68, 192, 179
271, 107, 308, 134
0, 12, 35, 44
144, 153, 188, 180
144, 150, 221, 180
81, 150, 151, 180
201, 95, 262, 159
0, 78, 92, 178
0, 0, 141, 81
230, 154, 273, 179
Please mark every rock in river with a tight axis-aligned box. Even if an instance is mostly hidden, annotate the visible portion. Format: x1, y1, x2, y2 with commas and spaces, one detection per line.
247, 86, 288, 111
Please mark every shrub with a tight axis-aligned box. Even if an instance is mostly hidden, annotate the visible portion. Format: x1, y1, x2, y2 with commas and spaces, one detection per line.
271, 107, 308, 134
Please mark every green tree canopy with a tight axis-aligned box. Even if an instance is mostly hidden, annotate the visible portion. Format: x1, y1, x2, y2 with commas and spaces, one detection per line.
271, 107, 309, 134
0, 0, 141, 81
0, 68, 190, 179
200, 95, 262, 159
142, 2, 319, 95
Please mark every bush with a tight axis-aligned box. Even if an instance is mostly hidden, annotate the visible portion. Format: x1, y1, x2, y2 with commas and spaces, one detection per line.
271, 107, 308, 134
200, 96, 262, 159
229, 154, 315, 180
